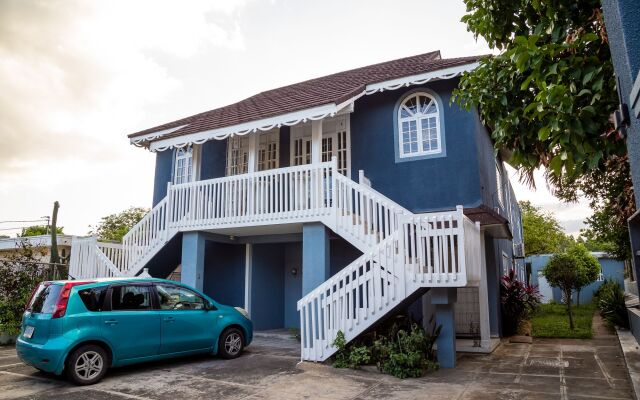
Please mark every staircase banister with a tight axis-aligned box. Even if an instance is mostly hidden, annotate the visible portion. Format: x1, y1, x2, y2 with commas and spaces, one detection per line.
296, 233, 398, 310
334, 173, 410, 216
122, 196, 169, 243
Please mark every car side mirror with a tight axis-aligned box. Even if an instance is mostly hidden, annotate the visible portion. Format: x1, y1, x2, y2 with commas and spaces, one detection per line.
206, 301, 217, 311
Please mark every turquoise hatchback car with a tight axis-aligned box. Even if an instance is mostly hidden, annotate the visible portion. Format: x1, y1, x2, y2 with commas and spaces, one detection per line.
16, 277, 253, 385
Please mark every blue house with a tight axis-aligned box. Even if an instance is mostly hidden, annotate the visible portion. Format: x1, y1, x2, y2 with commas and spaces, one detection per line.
527, 252, 625, 304
69, 51, 524, 368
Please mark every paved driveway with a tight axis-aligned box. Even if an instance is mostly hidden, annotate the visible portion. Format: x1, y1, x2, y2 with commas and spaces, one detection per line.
0, 322, 634, 400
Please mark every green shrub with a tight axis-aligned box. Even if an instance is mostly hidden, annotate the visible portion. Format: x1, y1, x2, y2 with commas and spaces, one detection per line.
330, 314, 440, 379
332, 331, 371, 369
501, 269, 541, 335
596, 280, 629, 328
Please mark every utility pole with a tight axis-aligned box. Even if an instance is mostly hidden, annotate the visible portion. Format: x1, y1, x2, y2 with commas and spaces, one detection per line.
49, 201, 60, 267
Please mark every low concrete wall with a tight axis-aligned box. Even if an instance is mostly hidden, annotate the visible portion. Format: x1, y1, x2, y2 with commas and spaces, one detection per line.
627, 306, 640, 345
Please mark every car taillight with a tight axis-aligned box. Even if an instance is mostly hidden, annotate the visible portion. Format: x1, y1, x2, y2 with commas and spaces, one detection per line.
52, 281, 95, 319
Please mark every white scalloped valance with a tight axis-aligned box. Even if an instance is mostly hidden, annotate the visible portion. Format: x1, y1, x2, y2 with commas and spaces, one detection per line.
137, 62, 477, 152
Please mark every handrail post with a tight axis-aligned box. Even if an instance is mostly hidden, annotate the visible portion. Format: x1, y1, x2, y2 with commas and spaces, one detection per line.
331, 156, 338, 224
166, 181, 173, 232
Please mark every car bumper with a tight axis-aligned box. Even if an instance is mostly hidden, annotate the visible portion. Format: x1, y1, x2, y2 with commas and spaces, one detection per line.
16, 337, 69, 375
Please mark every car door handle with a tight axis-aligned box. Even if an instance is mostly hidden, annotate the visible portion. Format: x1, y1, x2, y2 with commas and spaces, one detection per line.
104, 320, 118, 326
164, 316, 175, 323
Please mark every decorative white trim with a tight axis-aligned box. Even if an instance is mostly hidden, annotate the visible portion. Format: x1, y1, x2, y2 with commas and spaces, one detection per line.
130, 124, 189, 147
142, 62, 477, 152
365, 63, 478, 95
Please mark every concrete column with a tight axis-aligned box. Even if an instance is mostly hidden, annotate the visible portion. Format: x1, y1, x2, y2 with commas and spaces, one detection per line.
181, 232, 206, 291
478, 232, 492, 349
432, 287, 457, 368
302, 222, 330, 295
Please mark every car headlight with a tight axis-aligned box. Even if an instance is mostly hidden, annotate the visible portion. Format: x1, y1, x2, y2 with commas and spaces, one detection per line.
234, 307, 249, 319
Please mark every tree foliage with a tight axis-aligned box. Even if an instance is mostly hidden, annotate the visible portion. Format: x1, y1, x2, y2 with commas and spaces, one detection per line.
567, 243, 600, 305
520, 200, 570, 255
455, 0, 624, 186
90, 207, 149, 242
542, 253, 581, 329
19, 225, 63, 237
0, 242, 53, 334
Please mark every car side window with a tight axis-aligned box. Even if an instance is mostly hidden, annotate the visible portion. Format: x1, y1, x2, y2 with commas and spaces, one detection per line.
155, 284, 205, 311
110, 285, 152, 311
78, 287, 107, 312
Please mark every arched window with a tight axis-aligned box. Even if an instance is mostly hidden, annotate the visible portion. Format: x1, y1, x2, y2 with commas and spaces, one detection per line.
397, 92, 442, 158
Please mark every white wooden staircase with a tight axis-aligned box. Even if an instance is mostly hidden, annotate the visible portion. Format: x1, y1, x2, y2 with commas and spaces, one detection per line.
69, 158, 482, 362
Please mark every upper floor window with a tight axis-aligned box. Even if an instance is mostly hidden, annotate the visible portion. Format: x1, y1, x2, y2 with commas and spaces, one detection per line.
226, 136, 250, 176
174, 146, 193, 184
397, 92, 442, 158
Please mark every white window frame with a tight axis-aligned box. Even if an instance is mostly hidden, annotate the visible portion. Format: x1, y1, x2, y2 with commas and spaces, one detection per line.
397, 92, 442, 158
257, 130, 280, 172
173, 145, 200, 184
290, 115, 351, 176
226, 136, 250, 176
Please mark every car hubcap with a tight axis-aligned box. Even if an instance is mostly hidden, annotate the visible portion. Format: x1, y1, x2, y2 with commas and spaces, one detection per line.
224, 332, 242, 355
75, 351, 103, 380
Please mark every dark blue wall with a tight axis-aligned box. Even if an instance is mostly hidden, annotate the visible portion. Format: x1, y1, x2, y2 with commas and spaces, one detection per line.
603, 0, 640, 207
283, 242, 302, 328
251, 243, 285, 330
153, 150, 174, 206
203, 242, 245, 307
329, 238, 362, 276
350, 79, 483, 213
200, 140, 227, 180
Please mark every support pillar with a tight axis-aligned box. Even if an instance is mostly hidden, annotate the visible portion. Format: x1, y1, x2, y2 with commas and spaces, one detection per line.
478, 231, 492, 349
181, 232, 205, 291
432, 287, 457, 368
311, 120, 323, 164
302, 222, 330, 295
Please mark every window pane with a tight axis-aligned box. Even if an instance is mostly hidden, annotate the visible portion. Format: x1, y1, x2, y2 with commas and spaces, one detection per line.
111, 285, 152, 311
156, 284, 205, 310
79, 287, 107, 312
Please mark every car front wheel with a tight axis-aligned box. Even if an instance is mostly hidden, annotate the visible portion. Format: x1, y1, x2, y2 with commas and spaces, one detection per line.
218, 327, 244, 359
65, 344, 108, 385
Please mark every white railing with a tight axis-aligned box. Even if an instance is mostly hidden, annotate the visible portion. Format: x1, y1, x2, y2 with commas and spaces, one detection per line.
69, 237, 121, 279
298, 206, 480, 362
70, 161, 336, 278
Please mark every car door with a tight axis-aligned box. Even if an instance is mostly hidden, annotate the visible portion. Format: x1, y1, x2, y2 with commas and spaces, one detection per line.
101, 284, 161, 361
154, 283, 218, 355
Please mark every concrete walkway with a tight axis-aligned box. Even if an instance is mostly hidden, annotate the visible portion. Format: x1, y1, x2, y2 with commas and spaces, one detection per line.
0, 316, 634, 399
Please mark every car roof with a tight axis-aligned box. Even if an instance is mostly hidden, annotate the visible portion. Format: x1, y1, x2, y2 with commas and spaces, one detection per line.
47, 277, 172, 285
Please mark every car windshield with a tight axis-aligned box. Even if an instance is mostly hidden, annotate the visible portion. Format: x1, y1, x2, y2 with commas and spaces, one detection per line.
28, 283, 62, 314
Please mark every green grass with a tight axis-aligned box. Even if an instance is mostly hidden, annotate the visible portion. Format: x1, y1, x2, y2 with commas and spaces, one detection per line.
531, 303, 596, 339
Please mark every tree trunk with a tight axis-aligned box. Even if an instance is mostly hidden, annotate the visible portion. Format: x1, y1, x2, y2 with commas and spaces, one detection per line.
565, 289, 575, 330
49, 201, 60, 276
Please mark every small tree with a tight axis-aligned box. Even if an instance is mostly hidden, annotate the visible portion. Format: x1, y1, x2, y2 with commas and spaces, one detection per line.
543, 253, 581, 329
567, 244, 600, 306
19, 226, 63, 237
520, 201, 572, 255
90, 207, 149, 242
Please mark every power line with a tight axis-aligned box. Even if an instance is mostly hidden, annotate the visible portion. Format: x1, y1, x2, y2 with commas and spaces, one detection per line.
0, 219, 48, 224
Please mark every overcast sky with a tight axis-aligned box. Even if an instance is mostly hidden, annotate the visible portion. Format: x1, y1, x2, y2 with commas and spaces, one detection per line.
0, 0, 590, 237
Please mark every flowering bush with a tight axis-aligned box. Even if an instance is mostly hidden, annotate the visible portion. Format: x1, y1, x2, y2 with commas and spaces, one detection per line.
501, 269, 541, 336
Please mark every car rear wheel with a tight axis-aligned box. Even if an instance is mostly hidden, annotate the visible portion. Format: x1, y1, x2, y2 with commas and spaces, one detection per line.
65, 344, 108, 385
218, 327, 244, 359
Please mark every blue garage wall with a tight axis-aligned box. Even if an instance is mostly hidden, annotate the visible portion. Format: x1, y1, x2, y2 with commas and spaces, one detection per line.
350, 79, 483, 213
528, 253, 625, 304
202, 242, 245, 307
152, 150, 174, 206
251, 243, 285, 330
284, 242, 302, 328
